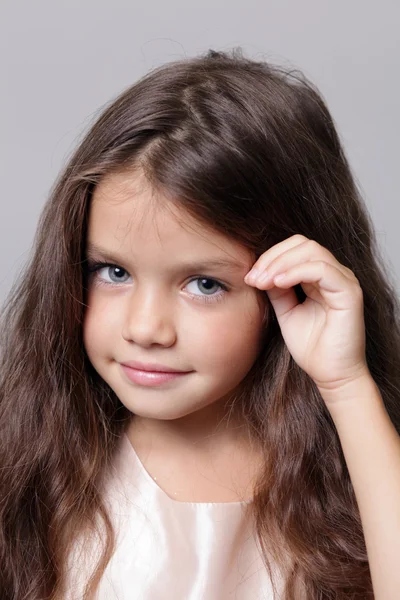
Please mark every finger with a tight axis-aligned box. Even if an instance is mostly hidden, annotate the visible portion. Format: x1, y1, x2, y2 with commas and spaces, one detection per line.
271, 261, 362, 310
245, 234, 308, 282
246, 238, 353, 287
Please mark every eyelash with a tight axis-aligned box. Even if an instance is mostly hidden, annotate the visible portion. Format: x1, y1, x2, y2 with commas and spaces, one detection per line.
85, 261, 229, 305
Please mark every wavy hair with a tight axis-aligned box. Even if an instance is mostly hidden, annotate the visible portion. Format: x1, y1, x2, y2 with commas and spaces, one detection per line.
1, 47, 399, 599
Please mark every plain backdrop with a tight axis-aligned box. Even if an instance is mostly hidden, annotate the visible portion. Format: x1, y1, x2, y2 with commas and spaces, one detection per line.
1, 0, 399, 308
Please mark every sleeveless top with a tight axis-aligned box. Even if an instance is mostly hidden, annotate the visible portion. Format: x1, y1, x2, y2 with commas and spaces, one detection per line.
64, 433, 284, 599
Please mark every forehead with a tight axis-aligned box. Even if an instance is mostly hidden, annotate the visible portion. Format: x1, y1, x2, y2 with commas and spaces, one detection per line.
88, 170, 252, 264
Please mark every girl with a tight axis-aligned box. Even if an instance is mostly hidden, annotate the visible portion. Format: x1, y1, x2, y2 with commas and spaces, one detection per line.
0, 47, 399, 600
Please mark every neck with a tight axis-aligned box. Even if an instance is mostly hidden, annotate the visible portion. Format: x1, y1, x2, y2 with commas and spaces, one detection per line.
126, 396, 256, 458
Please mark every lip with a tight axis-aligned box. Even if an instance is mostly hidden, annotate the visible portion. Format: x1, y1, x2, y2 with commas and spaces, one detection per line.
121, 364, 191, 387
120, 360, 189, 373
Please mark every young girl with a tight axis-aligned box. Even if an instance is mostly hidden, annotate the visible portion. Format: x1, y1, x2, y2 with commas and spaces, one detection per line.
1, 47, 399, 600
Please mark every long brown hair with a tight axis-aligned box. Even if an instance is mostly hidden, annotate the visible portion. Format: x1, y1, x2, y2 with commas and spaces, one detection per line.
1, 47, 399, 599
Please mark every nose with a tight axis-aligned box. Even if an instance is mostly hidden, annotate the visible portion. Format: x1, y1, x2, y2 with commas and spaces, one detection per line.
121, 285, 177, 347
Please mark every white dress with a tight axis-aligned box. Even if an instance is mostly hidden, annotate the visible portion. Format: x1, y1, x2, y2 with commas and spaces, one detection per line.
65, 433, 284, 599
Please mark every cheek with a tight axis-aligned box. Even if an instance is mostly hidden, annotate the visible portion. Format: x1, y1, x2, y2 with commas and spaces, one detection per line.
82, 310, 100, 361
82, 298, 117, 360
185, 303, 263, 370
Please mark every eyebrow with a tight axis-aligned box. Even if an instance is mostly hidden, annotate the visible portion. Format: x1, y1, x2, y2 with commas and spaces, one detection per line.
85, 242, 247, 273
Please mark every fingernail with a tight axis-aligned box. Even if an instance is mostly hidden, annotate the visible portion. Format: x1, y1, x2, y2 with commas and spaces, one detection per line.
245, 268, 261, 282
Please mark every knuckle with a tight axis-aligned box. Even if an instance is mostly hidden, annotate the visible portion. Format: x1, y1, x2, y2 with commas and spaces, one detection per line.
307, 239, 320, 252
295, 234, 308, 243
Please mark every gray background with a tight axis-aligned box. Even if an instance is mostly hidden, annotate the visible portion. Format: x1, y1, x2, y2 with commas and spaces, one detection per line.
1, 0, 399, 307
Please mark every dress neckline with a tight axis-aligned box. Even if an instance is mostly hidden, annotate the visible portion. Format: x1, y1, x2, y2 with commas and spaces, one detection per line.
122, 433, 254, 507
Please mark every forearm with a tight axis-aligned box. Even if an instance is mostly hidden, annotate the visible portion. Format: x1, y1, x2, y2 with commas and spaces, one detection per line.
325, 376, 400, 600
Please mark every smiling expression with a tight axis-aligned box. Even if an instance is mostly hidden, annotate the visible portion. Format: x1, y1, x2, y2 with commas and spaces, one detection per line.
82, 169, 268, 423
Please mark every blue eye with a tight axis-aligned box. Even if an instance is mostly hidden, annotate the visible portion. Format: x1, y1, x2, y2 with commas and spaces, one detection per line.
185, 277, 227, 304
86, 261, 229, 304
91, 264, 130, 284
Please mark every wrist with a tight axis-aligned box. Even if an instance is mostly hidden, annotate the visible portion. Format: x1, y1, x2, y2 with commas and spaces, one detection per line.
320, 373, 385, 423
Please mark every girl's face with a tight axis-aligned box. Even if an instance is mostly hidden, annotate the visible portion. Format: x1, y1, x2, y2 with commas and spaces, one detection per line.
83, 170, 267, 424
